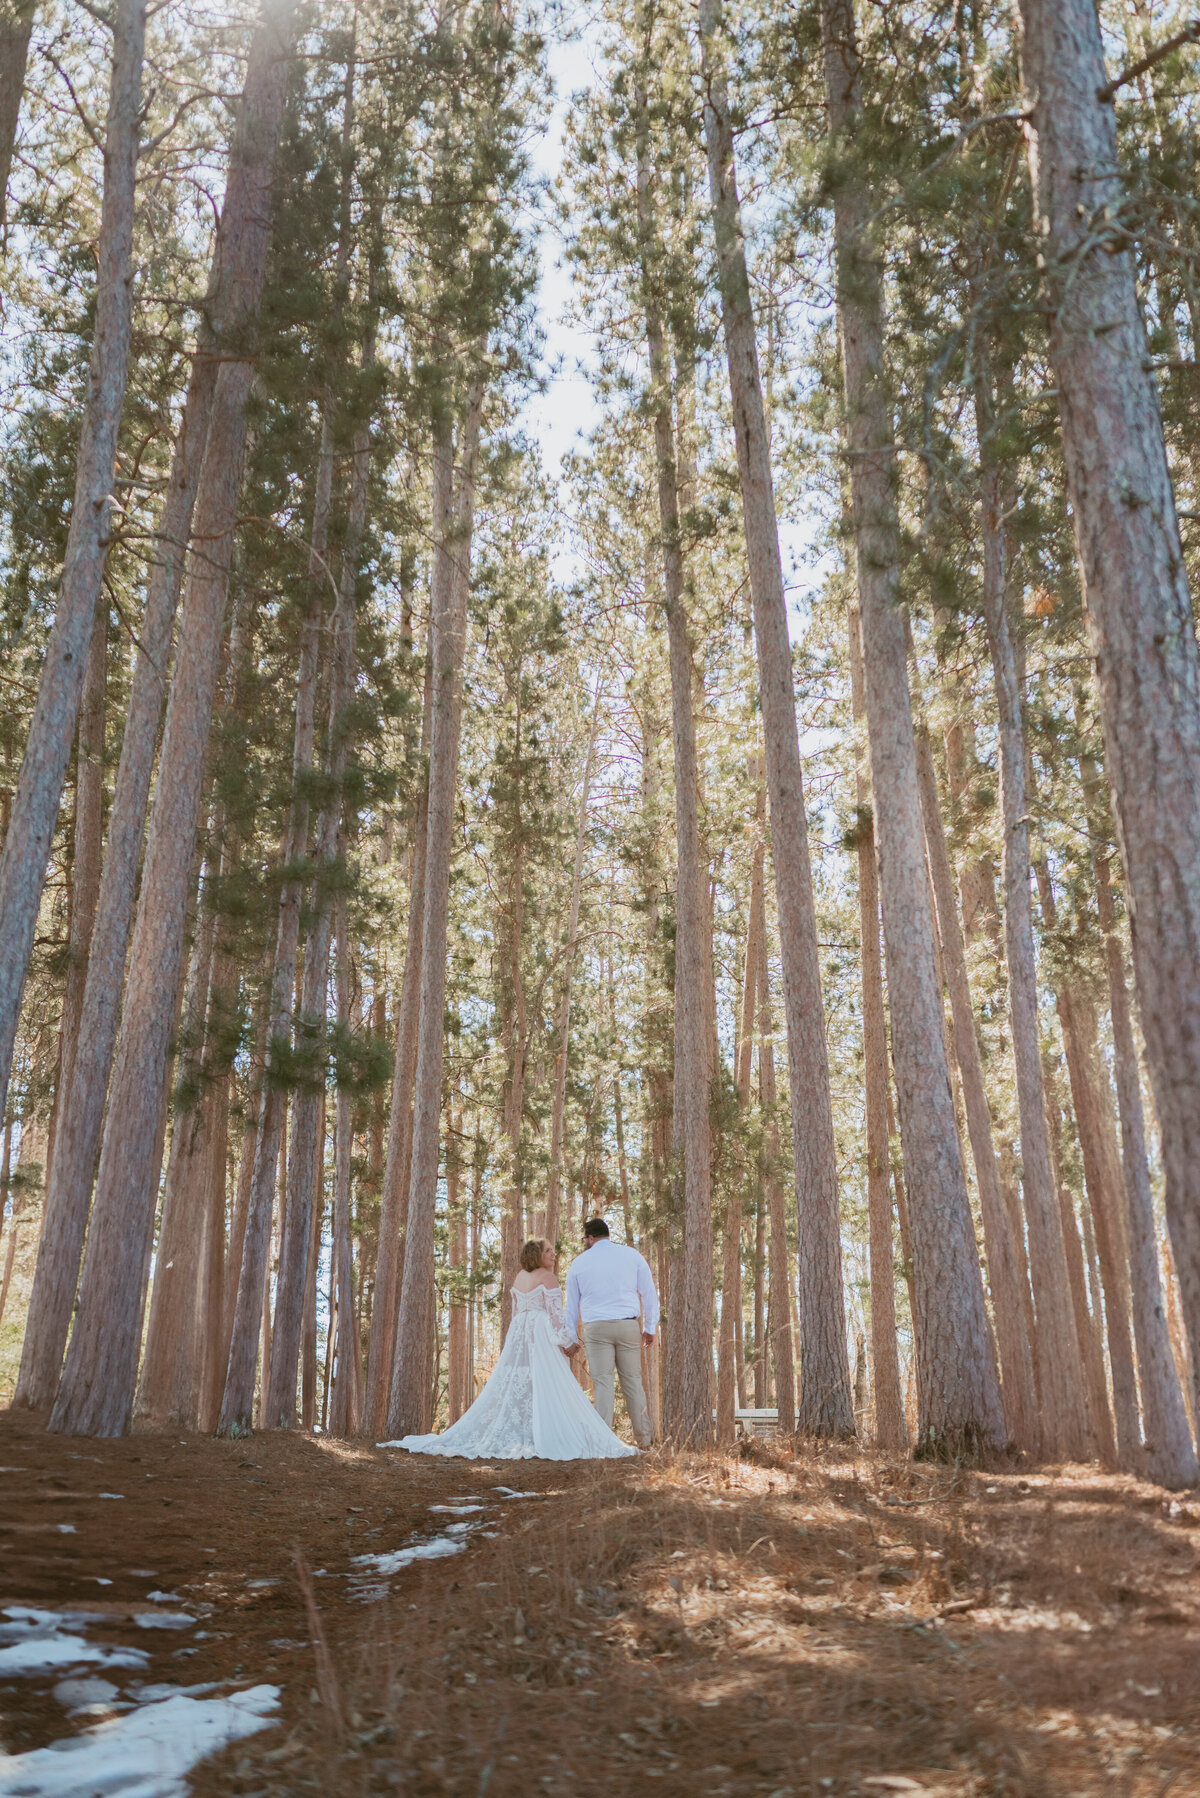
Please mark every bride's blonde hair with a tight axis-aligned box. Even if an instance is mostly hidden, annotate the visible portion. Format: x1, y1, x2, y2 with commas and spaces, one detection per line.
519, 1238, 548, 1272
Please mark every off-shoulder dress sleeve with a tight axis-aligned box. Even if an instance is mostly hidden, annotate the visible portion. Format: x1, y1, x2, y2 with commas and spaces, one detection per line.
544, 1285, 577, 1349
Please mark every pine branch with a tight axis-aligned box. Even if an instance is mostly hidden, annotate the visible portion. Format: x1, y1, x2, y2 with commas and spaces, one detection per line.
1098, 20, 1200, 103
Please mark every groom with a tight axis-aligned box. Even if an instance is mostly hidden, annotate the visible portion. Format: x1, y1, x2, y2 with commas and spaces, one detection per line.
564, 1217, 658, 1449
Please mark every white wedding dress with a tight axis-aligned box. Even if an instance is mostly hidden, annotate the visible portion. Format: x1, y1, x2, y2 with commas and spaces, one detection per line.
398, 1284, 637, 1461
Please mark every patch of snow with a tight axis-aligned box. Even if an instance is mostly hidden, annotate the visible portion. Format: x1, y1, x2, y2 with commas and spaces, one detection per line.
492, 1487, 540, 1498
55, 1525, 76, 1534
0, 1683, 280, 1798
127, 1682, 221, 1702
132, 1613, 193, 1631
94, 1580, 113, 1588
98, 1493, 125, 1500
0, 1631, 148, 1677
51, 1676, 120, 1713
144, 1592, 182, 1604
428, 1503, 485, 1514
353, 1534, 468, 1576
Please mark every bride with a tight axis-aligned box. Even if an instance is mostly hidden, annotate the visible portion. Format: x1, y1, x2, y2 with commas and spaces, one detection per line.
398, 1239, 637, 1461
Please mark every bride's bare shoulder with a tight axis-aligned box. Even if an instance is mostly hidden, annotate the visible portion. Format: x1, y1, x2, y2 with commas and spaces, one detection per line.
511, 1270, 559, 1292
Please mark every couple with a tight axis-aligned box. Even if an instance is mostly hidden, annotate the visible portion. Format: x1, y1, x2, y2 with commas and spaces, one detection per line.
400, 1217, 658, 1461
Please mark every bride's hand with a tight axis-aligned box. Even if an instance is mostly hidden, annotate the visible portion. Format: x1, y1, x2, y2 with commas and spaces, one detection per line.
563, 1343, 580, 1358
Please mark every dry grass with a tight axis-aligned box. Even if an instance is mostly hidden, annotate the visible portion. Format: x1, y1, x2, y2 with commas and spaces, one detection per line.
213, 1445, 1200, 1798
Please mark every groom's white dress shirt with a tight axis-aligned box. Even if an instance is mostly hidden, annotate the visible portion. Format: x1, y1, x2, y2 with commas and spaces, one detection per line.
564, 1239, 660, 1340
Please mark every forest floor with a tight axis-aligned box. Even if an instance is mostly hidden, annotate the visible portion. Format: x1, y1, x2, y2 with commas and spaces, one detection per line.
1, 1410, 1199, 1798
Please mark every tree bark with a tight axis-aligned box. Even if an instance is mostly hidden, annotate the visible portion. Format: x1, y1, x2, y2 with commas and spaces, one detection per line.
821, 0, 1003, 1453
49, 10, 296, 1438
1016, 0, 1200, 1402
365, 651, 430, 1435
17, 0, 296, 1414
757, 916, 796, 1436
0, 0, 34, 234
914, 726, 1036, 1449
543, 676, 602, 1249
134, 883, 217, 1426
1085, 760, 1196, 1482
498, 787, 526, 1343
55, 609, 106, 1132
976, 477, 1090, 1460
847, 611, 908, 1450
218, 453, 339, 1435
1046, 1056, 1116, 1466
0, 0, 144, 1132
387, 387, 483, 1438
698, 0, 851, 1435
635, 87, 714, 1445
718, 817, 761, 1441
446, 1102, 468, 1425
265, 357, 366, 1428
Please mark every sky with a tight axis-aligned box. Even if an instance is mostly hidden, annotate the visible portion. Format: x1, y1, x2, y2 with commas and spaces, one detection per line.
521, 20, 830, 637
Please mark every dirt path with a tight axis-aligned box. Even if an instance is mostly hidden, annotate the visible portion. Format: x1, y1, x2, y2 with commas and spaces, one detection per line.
3, 1412, 1200, 1796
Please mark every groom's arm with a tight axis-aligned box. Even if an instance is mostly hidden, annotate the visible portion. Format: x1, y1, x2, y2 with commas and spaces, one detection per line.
564, 1265, 582, 1340
635, 1252, 659, 1337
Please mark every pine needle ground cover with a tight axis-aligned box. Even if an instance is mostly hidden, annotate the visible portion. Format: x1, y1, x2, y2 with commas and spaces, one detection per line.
2, 1412, 1197, 1797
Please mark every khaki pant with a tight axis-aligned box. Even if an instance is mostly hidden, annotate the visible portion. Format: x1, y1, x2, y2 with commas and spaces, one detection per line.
584, 1317, 652, 1448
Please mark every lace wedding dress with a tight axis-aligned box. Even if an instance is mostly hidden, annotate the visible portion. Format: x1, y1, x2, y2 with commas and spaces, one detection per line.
398, 1284, 638, 1461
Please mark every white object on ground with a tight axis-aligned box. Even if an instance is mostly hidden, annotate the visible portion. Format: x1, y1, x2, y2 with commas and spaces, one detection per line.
51, 1676, 120, 1712
352, 1533, 468, 1577
0, 1684, 280, 1798
0, 1611, 149, 1679
132, 1613, 193, 1631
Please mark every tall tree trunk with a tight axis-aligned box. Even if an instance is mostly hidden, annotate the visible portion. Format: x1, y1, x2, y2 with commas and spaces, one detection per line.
326, 928, 358, 1437
498, 816, 525, 1343
365, 652, 431, 1434
265, 342, 366, 1428
718, 791, 762, 1440
219, 448, 340, 1434
849, 611, 907, 1451
300, 1108, 324, 1433
757, 920, 796, 1435
976, 442, 1090, 1460
17, 0, 295, 1413
0, 0, 34, 234
223, 978, 266, 1372
1040, 869, 1141, 1465
543, 676, 602, 1249
446, 1102, 468, 1424
821, 0, 1003, 1453
1047, 1062, 1116, 1466
0, 0, 144, 1130
635, 89, 713, 1444
55, 609, 106, 1134
0, 1115, 16, 1327
1084, 756, 1196, 1483
1016, 0, 1200, 1397
914, 726, 1036, 1449
134, 888, 217, 1426
49, 15, 296, 1439
750, 1191, 764, 1407
387, 388, 483, 1438
698, 0, 852, 1435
